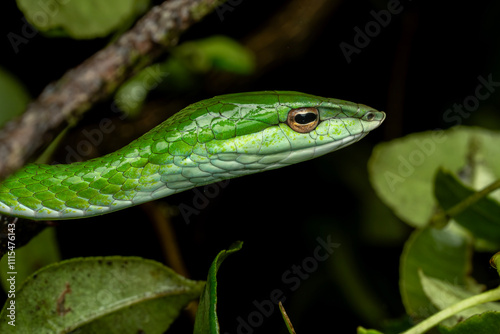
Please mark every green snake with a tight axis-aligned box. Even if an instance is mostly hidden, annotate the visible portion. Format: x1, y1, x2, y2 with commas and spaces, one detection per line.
0, 91, 385, 220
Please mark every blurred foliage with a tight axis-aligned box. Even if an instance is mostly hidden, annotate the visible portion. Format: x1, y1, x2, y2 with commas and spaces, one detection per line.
367, 126, 500, 333
0, 227, 60, 293
115, 35, 255, 116
369, 127, 500, 228
438, 312, 500, 334
16, 0, 150, 38
0, 67, 30, 127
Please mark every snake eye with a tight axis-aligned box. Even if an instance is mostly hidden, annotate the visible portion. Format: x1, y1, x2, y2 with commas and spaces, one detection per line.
287, 108, 319, 133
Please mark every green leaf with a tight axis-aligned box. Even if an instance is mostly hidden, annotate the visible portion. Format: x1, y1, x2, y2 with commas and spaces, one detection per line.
0, 227, 60, 293
114, 62, 171, 116
0, 256, 204, 333
16, 0, 150, 39
176, 35, 255, 74
419, 271, 500, 327
438, 312, 500, 334
194, 241, 243, 334
368, 126, 500, 228
399, 226, 473, 320
357, 326, 385, 334
434, 168, 500, 244
0, 67, 30, 127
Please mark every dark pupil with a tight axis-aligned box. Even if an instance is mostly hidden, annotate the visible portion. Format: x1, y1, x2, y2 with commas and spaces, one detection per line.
295, 112, 317, 124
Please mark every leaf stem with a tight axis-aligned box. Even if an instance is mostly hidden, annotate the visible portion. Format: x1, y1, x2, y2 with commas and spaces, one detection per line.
430, 179, 500, 226
279, 302, 297, 334
401, 285, 500, 334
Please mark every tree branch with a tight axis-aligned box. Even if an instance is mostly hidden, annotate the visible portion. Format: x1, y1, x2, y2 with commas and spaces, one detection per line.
0, 0, 226, 179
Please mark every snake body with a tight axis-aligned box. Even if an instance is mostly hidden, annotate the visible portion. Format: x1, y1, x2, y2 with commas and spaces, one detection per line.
0, 91, 385, 220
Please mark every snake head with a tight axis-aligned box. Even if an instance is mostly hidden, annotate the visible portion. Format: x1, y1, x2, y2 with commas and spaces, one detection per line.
167, 91, 386, 167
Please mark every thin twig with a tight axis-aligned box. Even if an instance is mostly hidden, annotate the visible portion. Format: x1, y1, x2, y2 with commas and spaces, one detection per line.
0, 0, 226, 179
141, 201, 197, 321
401, 286, 500, 334
430, 179, 500, 226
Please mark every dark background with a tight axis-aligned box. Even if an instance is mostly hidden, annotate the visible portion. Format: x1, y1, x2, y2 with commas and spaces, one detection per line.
1, 0, 500, 333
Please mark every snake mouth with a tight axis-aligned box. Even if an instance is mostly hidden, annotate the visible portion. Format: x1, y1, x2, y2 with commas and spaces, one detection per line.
312, 132, 366, 159
276, 132, 366, 165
